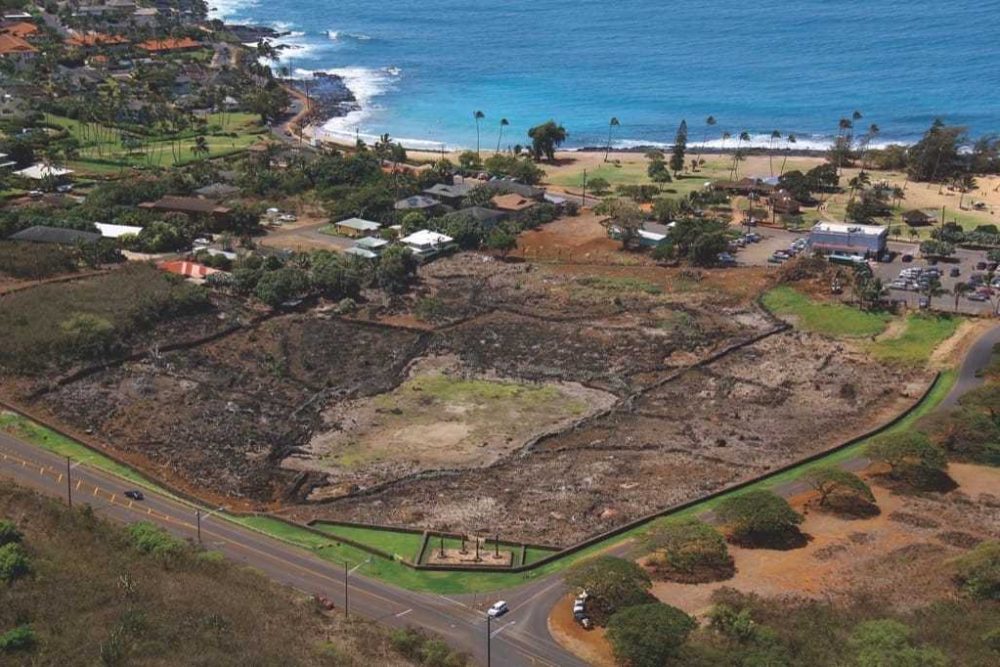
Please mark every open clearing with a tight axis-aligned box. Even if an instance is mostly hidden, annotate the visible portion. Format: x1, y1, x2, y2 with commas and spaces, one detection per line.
2, 238, 949, 546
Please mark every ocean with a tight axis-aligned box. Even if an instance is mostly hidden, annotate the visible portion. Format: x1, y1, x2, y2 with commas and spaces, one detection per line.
210, 0, 1000, 151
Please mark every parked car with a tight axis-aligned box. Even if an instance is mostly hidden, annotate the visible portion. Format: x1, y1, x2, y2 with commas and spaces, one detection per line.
976, 261, 988, 271
950, 267, 961, 277
487, 601, 509, 618
918, 297, 930, 309
968, 292, 989, 302
124, 490, 144, 501
901, 254, 913, 262
889, 280, 909, 291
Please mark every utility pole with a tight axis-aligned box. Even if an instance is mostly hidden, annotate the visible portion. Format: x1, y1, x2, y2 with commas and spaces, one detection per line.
581, 169, 588, 206
344, 561, 350, 617
196, 509, 201, 544
486, 614, 492, 667
66, 457, 72, 508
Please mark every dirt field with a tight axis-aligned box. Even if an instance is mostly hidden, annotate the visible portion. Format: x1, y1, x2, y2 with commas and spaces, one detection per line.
8, 244, 938, 544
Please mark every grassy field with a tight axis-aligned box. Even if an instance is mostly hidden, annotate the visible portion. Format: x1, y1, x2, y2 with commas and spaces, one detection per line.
45, 113, 265, 174
869, 314, 961, 365
0, 368, 957, 594
0, 482, 429, 666
310, 523, 427, 562
762, 285, 892, 338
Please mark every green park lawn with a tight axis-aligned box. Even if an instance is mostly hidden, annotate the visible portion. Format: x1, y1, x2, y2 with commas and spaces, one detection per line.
762, 285, 892, 338
869, 314, 961, 365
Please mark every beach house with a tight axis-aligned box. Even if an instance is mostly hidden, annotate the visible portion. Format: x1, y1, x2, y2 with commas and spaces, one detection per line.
334, 218, 382, 238
400, 229, 455, 260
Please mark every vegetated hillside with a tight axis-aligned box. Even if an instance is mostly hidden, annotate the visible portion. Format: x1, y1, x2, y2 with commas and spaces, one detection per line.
0, 482, 459, 666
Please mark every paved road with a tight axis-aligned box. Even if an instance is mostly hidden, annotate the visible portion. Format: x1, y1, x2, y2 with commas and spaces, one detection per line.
0, 431, 586, 667
940, 323, 1000, 408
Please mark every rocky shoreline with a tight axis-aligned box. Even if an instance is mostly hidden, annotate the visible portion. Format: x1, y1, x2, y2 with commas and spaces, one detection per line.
291, 72, 359, 123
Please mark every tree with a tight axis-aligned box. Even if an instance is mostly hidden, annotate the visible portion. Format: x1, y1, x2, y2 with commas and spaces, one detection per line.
768, 130, 781, 177
716, 490, 803, 546
953, 281, 971, 311
496, 117, 509, 154
0, 625, 36, 653
919, 239, 955, 259
865, 431, 947, 481
953, 540, 1000, 600
958, 383, 1000, 421
697, 115, 716, 164
954, 174, 978, 209
644, 518, 732, 582
606, 603, 695, 667
486, 227, 517, 259
669, 120, 688, 176
375, 244, 417, 294
473, 110, 484, 156
917, 409, 1000, 466
310, 252, 360, 299
907, 119, 966, 182
690, 231, 729, 267
779, 133, 797, 177
604, 117, 620, 162
597, 198, 645, 250
191, 135, 210, 161
527, 120, 567, 161
848, 619, 947, 667
254, 266, 309, 307
564, 556, 652, 624
458, 150, 482, 172
804, 465, 875, 510
647, 156, 671, 182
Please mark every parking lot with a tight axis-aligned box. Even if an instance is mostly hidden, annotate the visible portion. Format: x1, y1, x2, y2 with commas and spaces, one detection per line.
733, 227, 996, 316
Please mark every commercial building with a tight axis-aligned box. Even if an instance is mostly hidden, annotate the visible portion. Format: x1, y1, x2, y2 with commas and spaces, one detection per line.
808, 221, 888, 259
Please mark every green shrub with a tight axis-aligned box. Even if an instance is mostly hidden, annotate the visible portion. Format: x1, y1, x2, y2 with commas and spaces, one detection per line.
0, 520, 22, 546
953, 540, 1000, 600
606, 603, 695, 667
866, 431, 948, 486
0, 542, 30, 582
0, 625, 35, 652
804, 465, 876, 514
126, 522, 184, 559
848, 619, 947, 667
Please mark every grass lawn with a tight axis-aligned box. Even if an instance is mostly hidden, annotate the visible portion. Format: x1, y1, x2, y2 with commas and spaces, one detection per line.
310, 523, 427, 562
46, 113, 265, 174
869, 314, 961, 365
762, 285, 892, 338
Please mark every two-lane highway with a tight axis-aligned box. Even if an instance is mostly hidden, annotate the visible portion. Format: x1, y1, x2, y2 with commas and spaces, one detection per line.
0, 429, 587, 667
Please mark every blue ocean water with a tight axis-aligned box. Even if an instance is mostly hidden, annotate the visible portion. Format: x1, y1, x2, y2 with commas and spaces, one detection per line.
211, 0, 1000, 151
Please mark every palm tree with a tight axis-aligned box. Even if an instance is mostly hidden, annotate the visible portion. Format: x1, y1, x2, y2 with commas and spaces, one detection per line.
860, 123, 880, 171
698, 115, 716, 166
731, 131, 750, 180
953, 282, 971, 311
604, 117, 620, 162
192, 135, 210, 161
473, 110, 485, 156
779, 133, 796, 177
496, 117, 509, 154
720, 130, 731, 156
768, 130, 781, 177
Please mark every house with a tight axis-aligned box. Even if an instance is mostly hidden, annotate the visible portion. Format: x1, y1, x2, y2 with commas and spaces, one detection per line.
455, 206, 507, 228
769, 189, 800, 214
157, 260, 220, 280
808, 221, 887, 259
491, 193, 536, 213
138, 37, 201, 53
400, 229, 455, 260
334, 217, 381, 238
353, 236, 389, 254
423, 181, 475, 207
712, 178, 774, 196
9, 226, 101, 245
94, 222, 143, 239
902, 209, 936, 227
194, 183, 240, 200
131, 7, 159, 25
481, 180, 545, 200
0, 33, 36, 59
14, 164, 72, 180
138, 196, 231, 217
394, 195, 441, 213
0, 22, 38, 39
344, 246, 378, 259
65, 32, 130, 49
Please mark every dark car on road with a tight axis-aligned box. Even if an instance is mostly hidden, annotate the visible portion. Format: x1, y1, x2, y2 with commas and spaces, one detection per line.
950, 267, 961, 277
124, 490, 144, 501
